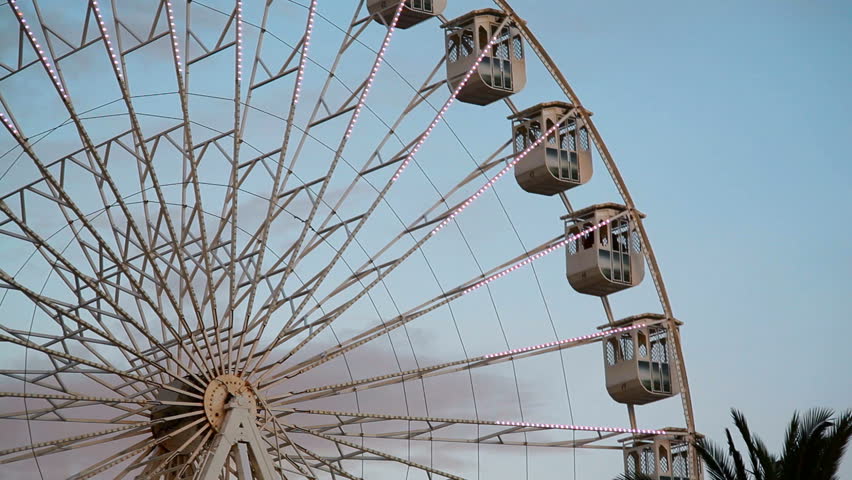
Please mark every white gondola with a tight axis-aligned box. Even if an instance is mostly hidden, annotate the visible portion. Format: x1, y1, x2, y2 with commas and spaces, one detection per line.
601, 313, 681, 405
367, 0, 446, 29
624, 431, 697, 480
510, 101, 593, 195
442, 9, 526, 105
562, 203, 645, 296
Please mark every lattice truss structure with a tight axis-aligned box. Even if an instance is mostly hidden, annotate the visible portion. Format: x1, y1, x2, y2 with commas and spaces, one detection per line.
0, 0, 700, 478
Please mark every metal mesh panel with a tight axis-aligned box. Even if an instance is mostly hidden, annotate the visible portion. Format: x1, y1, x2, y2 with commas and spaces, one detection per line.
513, 35, 523, 59
606, 339, 617, 366
620, 333, 634, 361
631, 230, 642, 253
514, 127, 526, 152
568, 238, 578, 255
627, 453, 638, 475
579, 127, 590, 150
641, 448, 655, 474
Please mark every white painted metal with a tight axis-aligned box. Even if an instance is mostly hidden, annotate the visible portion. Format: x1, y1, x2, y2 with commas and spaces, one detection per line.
0, 0, 699, 478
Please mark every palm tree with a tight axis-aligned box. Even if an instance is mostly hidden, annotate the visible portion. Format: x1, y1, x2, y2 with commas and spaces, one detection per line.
614, 408, 852, 480
697, 408, 851, 480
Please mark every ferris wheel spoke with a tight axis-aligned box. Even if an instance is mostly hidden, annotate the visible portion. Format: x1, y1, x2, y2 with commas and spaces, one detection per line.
254, 228, 571, 388
6, 2, 212, 361
261, 425, 362, 480
295, 140, 513, 316
256, 402, 319, 479
286, 409, 664, 444
226, 0, 319, 377
235, 2, 410, 380
254, 425, 316, 480
0, 201, 214, 385
243, 16, 519, 385
293, 57, 452, 265
267, 311, 652, 403
0, 269, 206, 392
254, 0, 406, 323
0, 408, 205, 464
290, 426, 465, 480
0, 331, 203, 401
0, 422, 153, 466
136, 424, 212, 480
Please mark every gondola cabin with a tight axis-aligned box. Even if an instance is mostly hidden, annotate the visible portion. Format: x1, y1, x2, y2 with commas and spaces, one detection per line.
601, 314, 680, 405
624, 431, 696, 480
368, 0, 446, 29
563, 203, 645, 296
510, 101, 593, 195
442, 9, 527, 105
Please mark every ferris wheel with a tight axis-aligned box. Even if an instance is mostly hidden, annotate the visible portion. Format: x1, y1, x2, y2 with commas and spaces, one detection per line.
0, 0, 701, 478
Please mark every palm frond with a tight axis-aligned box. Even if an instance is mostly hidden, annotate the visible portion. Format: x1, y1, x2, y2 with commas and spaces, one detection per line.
697, 436, 740, 480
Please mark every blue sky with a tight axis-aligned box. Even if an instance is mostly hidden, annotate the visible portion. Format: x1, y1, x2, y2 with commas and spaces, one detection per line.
514, 0, 852, 476
0, 0, 850, 478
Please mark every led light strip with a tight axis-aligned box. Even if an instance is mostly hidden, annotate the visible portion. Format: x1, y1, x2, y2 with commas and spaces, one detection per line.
236, 1, 243, 82
390, 16, 515, 183
163, 1, 183, 75
0, 112, 19, 137
9, 0, 68, 99
89, 0, 122, 79
293, 0, 318, 105
432, 118, 568, 239
494, 420, 666, 436
298, 409, 666, 436
344, 1, 406, 139
484, 321, 647, 359
462, 214, 624, 295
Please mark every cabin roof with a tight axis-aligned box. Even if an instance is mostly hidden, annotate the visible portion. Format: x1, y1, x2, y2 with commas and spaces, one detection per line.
560, 202, 646, 221
441, 8, 507, 28
508, 101, 593, 120
596, 313, 683, 330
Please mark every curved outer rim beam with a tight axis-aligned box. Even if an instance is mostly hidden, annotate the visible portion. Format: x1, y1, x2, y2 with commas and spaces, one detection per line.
491, 0, 699, 475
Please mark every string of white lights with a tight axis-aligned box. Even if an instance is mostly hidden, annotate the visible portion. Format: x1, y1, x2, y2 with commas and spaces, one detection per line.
389, 17, 516, 183
89, 1, 123, 79
9, 0, 68, 99
294, 408, 667, 436
293, 0, 318, 105
344, 1, 406, 140
484, 321, 647, 359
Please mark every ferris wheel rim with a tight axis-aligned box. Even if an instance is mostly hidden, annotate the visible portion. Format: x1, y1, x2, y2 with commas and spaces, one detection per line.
0, 2, 696, 476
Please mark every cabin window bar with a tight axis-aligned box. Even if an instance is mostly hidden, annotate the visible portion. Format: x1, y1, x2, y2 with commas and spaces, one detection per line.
581, 222, 594, 249
659, 446, 669, 473
641, 448, 655, 474
601, 218, 631, 284
405, 0, 433, 13
619, 333, 634, 361
638, 331, 648, 357
460, 29, 474, 57
481, 24, 513, 91
513, 34, 523, 59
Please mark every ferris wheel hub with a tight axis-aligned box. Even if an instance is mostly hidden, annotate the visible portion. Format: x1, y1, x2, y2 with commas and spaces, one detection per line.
204, 374, 259, 432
